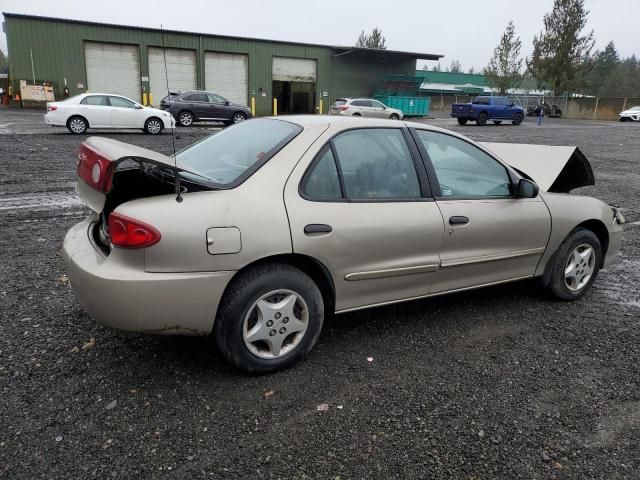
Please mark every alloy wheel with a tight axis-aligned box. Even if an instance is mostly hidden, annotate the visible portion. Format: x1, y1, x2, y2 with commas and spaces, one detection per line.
243, 289, 309, 359
233, 113, 246, 124
147, 119, 161, 134
69, 118, 86, 133
564, 243, 595, 291
179, 112, 193, 126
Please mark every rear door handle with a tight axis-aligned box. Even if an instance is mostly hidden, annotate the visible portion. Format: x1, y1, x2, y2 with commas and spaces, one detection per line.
304, 224, 332, 235
449, 216, 469, 225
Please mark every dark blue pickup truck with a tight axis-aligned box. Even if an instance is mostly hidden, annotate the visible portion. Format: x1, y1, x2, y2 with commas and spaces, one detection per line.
451, 96, 525, 126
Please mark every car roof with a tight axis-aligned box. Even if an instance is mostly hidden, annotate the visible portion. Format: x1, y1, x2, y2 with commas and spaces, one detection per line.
264, 114, 447, 132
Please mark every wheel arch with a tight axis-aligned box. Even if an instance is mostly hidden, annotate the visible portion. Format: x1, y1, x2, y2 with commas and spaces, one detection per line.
67, 114, 89, 128
540, 218, 609, 287
215, 253, 336, 325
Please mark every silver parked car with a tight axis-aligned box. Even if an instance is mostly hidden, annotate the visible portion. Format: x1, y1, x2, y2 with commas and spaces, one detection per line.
329, 98, 404, 120
63, 116, 624, 373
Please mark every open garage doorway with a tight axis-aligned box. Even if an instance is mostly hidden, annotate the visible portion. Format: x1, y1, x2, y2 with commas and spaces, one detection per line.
272, 57, 316, 114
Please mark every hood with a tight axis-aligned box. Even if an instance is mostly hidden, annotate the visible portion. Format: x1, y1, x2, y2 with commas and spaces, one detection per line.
620, 109, 640, 115
480, 142, 595, 193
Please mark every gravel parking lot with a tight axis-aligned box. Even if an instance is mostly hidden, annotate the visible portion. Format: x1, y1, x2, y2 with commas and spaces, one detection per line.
1, 108, 638, 479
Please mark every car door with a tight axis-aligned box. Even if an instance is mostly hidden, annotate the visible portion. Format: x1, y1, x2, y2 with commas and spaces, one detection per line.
369, 99, 388, 118
348, 100, 367, 116
205, 92, 229, 121
411, 128, 551, 294
284, 126, 444, 313
78, 95, 111, 127
108, 96, 142, 128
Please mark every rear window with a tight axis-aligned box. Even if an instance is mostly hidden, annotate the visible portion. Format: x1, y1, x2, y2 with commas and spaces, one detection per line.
176, 119, 302, 187
334, 99, 347, 106
472, 97, 490, 105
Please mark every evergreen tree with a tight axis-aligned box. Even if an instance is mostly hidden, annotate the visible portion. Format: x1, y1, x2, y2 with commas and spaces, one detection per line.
528, 0, 595, 95
485, 21, 523, 94
449, 60, 463, 73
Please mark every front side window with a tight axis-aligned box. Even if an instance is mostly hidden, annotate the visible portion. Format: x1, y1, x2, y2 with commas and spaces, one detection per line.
304, 129, 421, 201
176, 118, 301, 187
370, 100, 385, 109
207, 93, 226, 104
109, 96, 135, 108
81, 95, 109, 106
415, 130, 512, 198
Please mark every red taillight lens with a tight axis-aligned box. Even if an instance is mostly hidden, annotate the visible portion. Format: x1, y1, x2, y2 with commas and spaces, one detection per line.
47, 104, 57, 111
108, 212, 161, 249
77, 143, 115, 192
337, 105, 349, 111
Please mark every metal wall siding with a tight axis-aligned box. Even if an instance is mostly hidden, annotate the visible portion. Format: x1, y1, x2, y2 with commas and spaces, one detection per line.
6, 15, 414, 115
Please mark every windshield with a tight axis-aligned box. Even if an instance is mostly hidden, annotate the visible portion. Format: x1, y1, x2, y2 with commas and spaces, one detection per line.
175, 119, 302, 187
629, 106, 640, 111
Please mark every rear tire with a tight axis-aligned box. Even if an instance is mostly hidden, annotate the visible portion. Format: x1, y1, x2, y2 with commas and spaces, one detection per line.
178, 111, 194, 127
144, 117, 163, 135
67, 116, 88, 134
352, 113, 361, 117
512, 112, 524, 125
477, 112, 488, 126
215, 264, 324, 373
389, 113, 400, 120
457, 118, 468, 125
547, 228, 602, 301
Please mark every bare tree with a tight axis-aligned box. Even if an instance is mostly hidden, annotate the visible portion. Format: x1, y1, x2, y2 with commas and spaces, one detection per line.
355, 28, 387, 49
449, 60, 463, 73
485, 21, 523, 94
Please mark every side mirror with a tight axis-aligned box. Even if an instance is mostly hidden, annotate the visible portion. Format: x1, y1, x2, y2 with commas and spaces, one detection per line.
225, 100, 230, 106
517, 178, 539, 198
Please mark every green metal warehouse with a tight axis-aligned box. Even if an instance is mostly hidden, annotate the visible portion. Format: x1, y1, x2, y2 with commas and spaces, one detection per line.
2, 13, 442, 116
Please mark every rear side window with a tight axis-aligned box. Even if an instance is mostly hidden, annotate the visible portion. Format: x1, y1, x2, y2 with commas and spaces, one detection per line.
184, 93, 208, 102
176, 119, 302, 187
81, 95, 109, 106
302, 129, 422, 201
350, 100, 369, 107
300, 147, 342, 200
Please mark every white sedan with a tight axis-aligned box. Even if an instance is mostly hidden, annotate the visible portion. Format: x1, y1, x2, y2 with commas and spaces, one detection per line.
618, 106, 640, 122
45, 93, 175, 134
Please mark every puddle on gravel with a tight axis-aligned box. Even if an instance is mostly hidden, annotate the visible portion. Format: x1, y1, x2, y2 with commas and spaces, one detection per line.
0, 192, 83, 212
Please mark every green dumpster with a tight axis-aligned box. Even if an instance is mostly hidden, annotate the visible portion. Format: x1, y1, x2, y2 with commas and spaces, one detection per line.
374, 95, 430, 117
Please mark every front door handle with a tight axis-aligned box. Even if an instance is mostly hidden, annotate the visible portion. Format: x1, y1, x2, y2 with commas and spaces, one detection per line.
449, 216, 469, 226
304, 224, 332, 235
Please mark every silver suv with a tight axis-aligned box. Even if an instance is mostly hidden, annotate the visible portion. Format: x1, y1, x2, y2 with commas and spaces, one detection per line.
329, 98, 404, 120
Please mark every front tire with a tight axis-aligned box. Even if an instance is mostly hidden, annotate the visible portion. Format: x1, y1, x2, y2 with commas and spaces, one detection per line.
215, 264, 324, 373
67, 116, 88, 134
232, 112, 247, 124
547, 228, 602, 301
477, 112, 488, 126
457, 118, 468, 125
512, 112, 524, 125
389, 113, 400, 120
144, 117, 163, 135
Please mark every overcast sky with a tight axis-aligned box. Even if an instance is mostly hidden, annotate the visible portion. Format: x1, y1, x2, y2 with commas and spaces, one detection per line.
2, 0, 638, 70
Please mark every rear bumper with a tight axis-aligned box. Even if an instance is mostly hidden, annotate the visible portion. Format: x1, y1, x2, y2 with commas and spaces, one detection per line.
63, 217, 235, 336
44, 112, 65, 126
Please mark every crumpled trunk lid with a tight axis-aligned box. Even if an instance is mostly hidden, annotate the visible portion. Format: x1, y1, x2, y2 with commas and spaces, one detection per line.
480, 142, 595, 193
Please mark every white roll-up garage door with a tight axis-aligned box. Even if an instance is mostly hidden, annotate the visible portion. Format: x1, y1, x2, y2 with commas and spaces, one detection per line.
272, 57, 316, 83
85, 42, 141, 101
148, 48, 197, 106
204, 52, 248, 106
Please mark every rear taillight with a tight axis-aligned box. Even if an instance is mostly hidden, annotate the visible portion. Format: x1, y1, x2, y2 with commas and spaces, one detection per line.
47, 104, 57, 111
337, 105, 349, 111
77, 143, 115, 192
108, 212, 161, 249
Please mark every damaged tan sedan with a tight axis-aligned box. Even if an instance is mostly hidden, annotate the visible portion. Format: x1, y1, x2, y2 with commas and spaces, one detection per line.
63, 117, 624, 373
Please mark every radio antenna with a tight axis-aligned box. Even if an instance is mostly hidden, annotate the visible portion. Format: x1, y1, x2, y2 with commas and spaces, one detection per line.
161, 24, 183, 203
